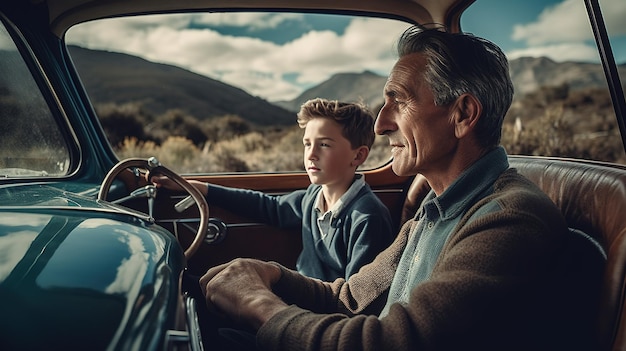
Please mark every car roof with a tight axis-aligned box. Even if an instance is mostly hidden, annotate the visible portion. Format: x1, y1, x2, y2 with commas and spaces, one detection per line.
37, 0, 472, 37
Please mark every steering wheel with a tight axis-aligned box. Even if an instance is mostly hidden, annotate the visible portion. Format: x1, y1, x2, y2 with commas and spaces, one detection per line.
97, 157, 209, 260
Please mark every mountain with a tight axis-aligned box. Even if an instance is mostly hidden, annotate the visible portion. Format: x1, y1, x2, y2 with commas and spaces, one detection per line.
68, 46, 625, 122
277, 57, 625, 113
508, 56, 623, 96
68, 46, 295, 126
274, 71, 388, 112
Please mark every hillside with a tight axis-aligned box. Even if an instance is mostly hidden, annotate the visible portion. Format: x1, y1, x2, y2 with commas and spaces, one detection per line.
277, 57, 625, 112
274, 71, 388, 112
68, 46, 626, 121
68, 46, 295, 126
508, 56, 621, 95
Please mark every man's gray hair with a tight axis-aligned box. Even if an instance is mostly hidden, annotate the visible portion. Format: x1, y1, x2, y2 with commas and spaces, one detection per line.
396, 27, 514, 147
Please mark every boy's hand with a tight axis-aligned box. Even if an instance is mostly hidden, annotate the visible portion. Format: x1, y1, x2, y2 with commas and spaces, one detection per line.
148, 176, 208, 196
150, 175, 183, 191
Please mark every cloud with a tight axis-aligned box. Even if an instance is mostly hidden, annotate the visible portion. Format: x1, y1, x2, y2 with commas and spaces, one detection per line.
512, 0, 589, 46
192, 12, 304, 30
511, 0, 624, 61
602, 0, 626, 36
66, 14, 409, 101
271, 18, 408, 85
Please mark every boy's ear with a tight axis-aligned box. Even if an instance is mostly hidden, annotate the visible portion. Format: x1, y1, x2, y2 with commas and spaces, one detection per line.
452, 93, 482, 139
351, 146, 370, 167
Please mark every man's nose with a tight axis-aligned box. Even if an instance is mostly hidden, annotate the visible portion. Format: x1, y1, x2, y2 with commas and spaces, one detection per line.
374, 105, 394, 135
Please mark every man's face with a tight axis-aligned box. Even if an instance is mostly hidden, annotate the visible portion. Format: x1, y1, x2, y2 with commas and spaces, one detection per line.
374, 53, 456, 178
302, 117, 358, 187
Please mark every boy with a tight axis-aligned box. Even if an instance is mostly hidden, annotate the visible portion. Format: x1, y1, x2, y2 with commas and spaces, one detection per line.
156, 98, 394, 281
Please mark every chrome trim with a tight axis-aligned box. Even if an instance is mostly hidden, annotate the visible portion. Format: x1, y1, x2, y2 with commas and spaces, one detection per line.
185, 296, 205, 351
159, 217, 263, 228
165, 330, 190, 343
159, 218, 227, 245
164, 296, 204, 351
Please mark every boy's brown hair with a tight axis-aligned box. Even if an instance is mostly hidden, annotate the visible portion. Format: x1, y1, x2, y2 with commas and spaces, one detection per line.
296, 98, 376, 149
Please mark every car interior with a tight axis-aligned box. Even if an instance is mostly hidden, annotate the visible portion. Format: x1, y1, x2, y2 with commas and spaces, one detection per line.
1, 0, 625, 349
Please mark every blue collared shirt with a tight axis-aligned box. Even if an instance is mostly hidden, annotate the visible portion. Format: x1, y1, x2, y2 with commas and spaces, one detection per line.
380, 147, 509, 317
314, 174, 366, 240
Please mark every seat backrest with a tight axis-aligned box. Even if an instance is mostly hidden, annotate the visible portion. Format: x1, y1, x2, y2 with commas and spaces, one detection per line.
399, 156, 626, 351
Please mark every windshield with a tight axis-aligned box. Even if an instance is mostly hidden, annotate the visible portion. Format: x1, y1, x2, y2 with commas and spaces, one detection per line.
65, 2, 626, 174
65, 13, 410, 174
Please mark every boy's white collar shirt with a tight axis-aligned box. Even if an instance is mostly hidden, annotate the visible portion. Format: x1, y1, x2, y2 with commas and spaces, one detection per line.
315, 174, 366, 239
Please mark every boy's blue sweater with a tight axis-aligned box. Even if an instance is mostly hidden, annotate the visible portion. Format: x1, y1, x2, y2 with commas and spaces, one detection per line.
206, 181, 394, 281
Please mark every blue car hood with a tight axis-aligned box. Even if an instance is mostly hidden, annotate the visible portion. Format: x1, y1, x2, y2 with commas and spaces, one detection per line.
0, 184, 186, 350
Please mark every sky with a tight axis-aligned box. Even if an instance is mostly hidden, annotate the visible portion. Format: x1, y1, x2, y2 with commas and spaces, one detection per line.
65, 0, 625, 102
463, 0, 625, 62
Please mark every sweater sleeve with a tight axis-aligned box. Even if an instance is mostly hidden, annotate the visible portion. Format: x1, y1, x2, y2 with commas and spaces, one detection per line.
257, 221, 414, 350
206, 183, 305, 228
256, 180, 573, 351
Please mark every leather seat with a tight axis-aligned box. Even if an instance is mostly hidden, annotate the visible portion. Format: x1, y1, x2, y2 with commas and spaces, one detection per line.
399, 155, 626, 351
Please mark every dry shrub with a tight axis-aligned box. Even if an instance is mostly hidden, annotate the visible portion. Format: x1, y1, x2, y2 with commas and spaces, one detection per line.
149, 109, 208, 146
503, 104, 574, 157
245, 134, 303, 172
203, 115, 252, 142
157, 136, 200, 169
115, 137, 160, 159
502, 86, 625, 163
115, 136, 201, 172
197, 139, 250, 173
362, 135, 392, 170
97, 103, 149, 147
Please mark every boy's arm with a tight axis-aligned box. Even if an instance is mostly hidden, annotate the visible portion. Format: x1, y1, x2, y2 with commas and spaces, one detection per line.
205, 183, 306, 228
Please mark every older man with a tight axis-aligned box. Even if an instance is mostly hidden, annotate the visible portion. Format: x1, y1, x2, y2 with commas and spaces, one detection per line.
199, 27, 598, 351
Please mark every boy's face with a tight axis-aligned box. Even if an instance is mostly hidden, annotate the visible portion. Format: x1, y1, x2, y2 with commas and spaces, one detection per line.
302, 117, 359, 187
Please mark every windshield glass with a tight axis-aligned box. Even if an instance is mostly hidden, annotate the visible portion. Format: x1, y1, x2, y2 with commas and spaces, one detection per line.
66, 13, 410, 174
65, 2, 626, 172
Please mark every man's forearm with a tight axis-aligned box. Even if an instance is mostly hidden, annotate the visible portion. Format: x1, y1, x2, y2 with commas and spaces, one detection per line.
246, 291, 289, 330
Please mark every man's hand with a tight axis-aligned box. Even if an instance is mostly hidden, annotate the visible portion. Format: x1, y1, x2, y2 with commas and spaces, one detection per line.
200, 258, 287, 330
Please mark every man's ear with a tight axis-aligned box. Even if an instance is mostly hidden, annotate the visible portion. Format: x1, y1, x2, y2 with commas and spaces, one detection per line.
452, 93, 482, 139
351, 146, 370, 167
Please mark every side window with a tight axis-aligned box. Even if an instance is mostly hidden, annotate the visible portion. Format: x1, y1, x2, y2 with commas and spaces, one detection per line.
462, 0, 626, 165
65, 12, 410, 174
0, 19, 71, 177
